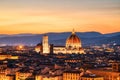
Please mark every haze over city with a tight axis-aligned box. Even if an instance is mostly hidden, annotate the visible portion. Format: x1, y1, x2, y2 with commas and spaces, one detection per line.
0, 1, 120, 80
0, 0, 120, 34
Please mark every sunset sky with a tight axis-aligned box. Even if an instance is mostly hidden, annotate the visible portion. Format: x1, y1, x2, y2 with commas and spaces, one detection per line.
0, 0, 120, 34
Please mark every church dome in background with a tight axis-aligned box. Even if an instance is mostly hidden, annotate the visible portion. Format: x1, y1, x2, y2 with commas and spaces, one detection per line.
35, 43, 42, 53
66, 29, 82, 49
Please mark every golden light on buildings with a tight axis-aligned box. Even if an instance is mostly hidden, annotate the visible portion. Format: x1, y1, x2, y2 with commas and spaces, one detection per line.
16, 45, 24, 50
35, 46, 41, 53
42, 35, 50, 54
117, 77, 120, 80
19, 45, 23, 49
35, 29, 85, 54
0, 53, 18, 60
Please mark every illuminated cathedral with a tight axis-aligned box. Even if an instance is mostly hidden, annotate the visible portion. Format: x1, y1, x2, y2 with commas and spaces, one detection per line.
35, 29, 84, 54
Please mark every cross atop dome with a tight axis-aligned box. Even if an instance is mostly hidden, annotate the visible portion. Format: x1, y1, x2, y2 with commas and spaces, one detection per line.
72, 28, 75, 35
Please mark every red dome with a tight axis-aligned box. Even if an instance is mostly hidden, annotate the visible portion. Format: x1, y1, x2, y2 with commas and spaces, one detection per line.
66, 31, 82, 49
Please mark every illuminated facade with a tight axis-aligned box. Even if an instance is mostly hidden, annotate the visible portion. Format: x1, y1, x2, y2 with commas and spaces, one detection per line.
90, 63, 120, 80
0, 74, 14, 80
80, 75, 104, 80
35, 75, 62, 80
35, 43, 43, 53
36, 75, 43, 80
42, 35, 50, 54
42, 76, 62, 80
35, 29, 84, 54
54, 29, 84, 54
63, 71, 80, 80
0, 53, 19, 60
63, 70, 104, 80
80, 77, 104, 80
16, 72, 33, 80
0, 64, 14, 80
90, 69, 120, 80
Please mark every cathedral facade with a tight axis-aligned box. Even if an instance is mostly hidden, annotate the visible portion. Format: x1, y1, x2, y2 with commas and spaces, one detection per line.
35, 30, 84, 54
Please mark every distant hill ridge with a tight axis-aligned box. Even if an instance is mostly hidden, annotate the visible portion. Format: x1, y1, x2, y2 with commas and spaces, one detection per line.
0, 31, 120, 46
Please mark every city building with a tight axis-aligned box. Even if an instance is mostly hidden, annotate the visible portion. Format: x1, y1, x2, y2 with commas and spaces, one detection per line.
35, 29, 84, 54
35, 43, 43, 53
35, 75, 62, 80
90, 62, 120, 80
0, 64, 15, 80
80, 74, 104, 80
0, 74, 14, 80
16, 71, 33, 80
0, 53, 19, 60
42, 35, 50, 54
63, 70, 81, 80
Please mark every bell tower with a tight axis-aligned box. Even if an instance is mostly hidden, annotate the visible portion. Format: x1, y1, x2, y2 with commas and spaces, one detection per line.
42, 34, 50, 54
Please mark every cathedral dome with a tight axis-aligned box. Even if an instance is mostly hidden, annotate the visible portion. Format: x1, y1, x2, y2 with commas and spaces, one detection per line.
35, 43, 42, 53
66, 30, 82, 49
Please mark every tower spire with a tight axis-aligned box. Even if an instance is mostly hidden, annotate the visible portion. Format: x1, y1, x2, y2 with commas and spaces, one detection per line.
72, 28, 75, 34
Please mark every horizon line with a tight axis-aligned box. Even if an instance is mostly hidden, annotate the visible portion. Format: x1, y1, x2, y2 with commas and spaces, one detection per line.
0, 31, 120, 35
